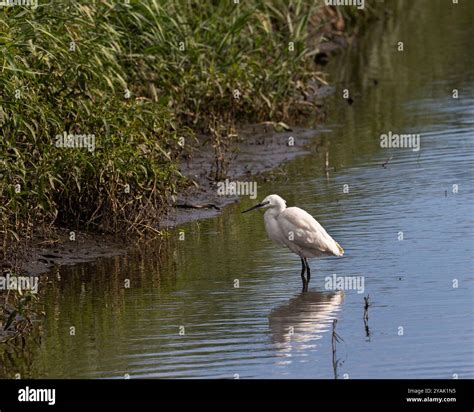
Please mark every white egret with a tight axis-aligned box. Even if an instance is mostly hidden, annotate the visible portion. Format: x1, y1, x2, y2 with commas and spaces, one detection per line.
242, 194, 344, 292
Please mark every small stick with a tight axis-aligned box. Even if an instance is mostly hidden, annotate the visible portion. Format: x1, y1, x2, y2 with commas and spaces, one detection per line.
382, 157, 393, 168
363, 294, 370, 322
363, 295, 371, 338
332, 319, 343, 379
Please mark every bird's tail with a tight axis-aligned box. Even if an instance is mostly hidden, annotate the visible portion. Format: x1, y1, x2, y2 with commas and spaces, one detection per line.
335, 242, 344, 256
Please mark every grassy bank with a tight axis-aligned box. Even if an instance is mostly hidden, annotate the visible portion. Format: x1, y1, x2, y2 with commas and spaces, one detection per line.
0, 0, 380, 268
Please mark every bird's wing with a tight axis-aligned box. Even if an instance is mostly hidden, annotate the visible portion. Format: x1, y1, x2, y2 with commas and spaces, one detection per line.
278, 207, 344, 256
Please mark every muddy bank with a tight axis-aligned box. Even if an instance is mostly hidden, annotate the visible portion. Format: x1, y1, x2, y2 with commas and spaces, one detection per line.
10, 230, 128, 277
163, 122, 332, 227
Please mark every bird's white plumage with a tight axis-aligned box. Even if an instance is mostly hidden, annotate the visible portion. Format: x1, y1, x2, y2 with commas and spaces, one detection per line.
277, 207, 343, 257
261, 194, 344, 258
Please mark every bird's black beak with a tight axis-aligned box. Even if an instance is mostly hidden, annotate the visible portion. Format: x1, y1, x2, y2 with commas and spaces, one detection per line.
241, 201, 269, 214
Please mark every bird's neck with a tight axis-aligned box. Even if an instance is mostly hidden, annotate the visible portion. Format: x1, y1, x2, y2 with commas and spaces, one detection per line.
265, 204, 285, 218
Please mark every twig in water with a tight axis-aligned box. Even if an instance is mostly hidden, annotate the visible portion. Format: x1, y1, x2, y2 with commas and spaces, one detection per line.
363, 294, 371, 338
332, 319, 344, 379
382, 157, 393, 168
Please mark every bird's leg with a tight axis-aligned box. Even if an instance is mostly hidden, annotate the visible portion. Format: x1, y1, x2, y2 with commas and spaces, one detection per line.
304, 258, 311, 291
300, 257, 307, 292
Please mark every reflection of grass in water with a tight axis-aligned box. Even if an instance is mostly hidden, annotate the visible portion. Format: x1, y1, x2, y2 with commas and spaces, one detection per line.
0, 332, 42, 379
24, 240, 178, 377
0, 288, 39, 342
0, 273, 45, 377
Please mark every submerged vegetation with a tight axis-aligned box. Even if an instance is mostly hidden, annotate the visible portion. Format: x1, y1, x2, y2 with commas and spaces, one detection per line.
0, 0, 380, 269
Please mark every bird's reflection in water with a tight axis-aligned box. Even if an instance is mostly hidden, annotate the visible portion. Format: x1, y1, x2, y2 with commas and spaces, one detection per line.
269, 291, 344, 362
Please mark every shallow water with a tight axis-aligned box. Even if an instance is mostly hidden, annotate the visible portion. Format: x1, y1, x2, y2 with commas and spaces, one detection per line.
3, 0, 473, 378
